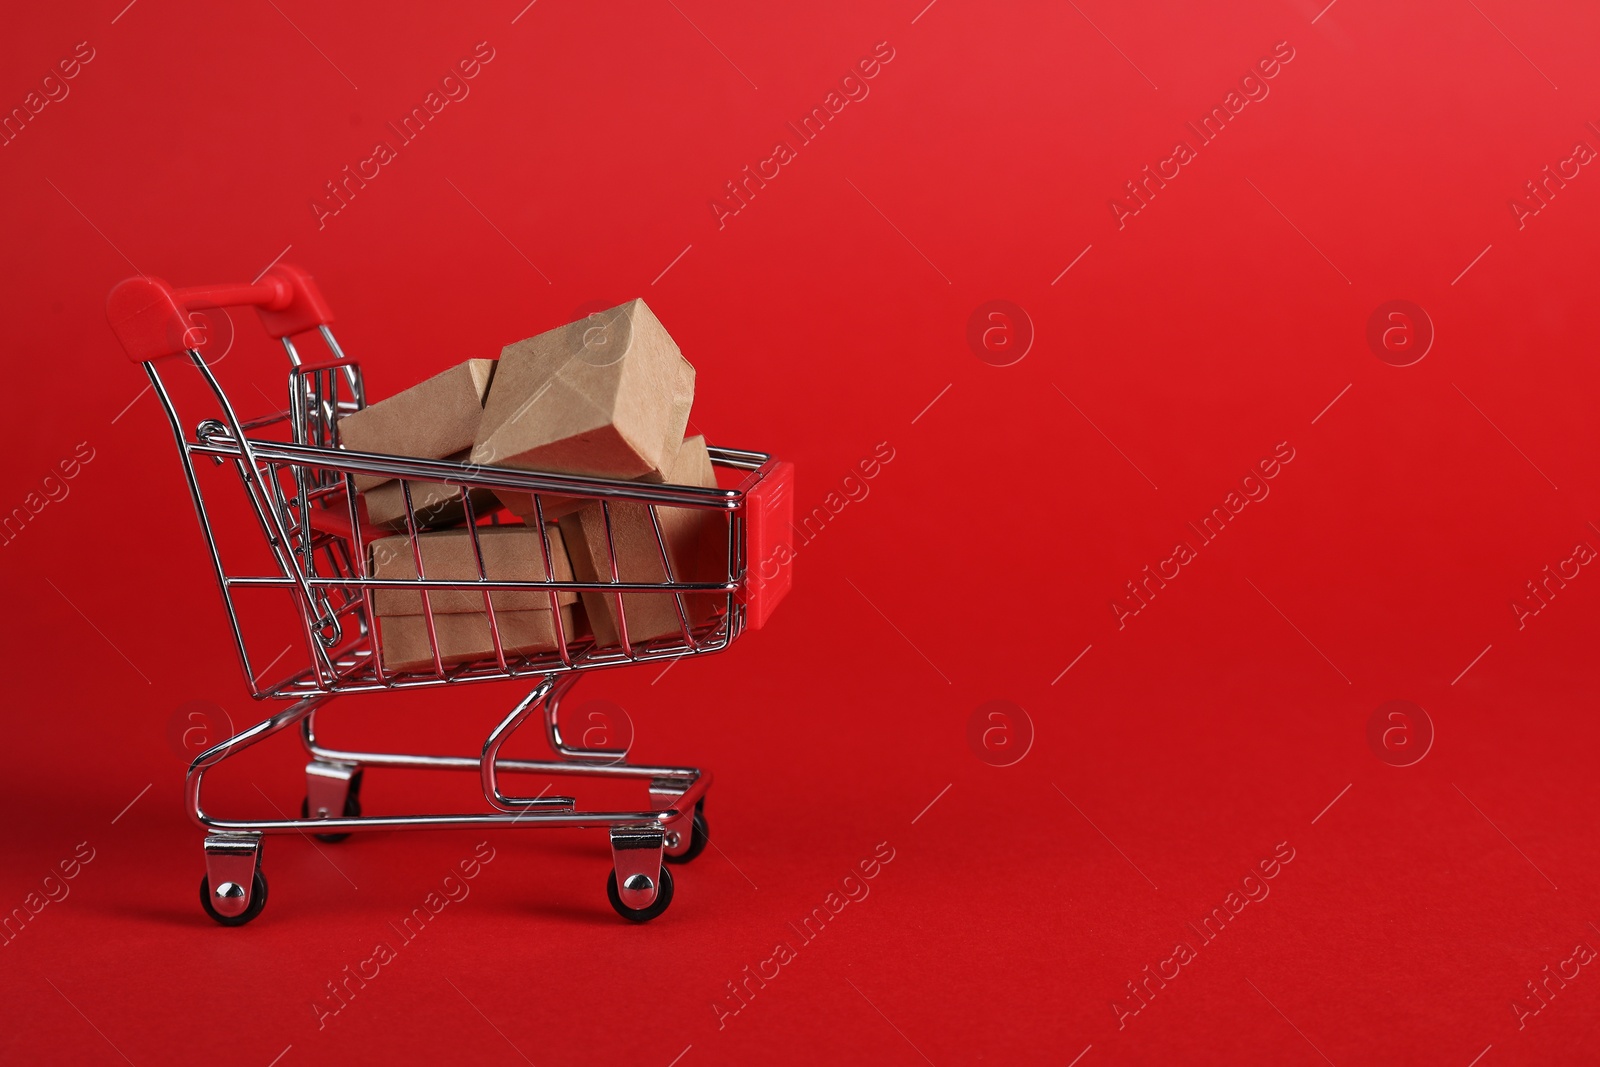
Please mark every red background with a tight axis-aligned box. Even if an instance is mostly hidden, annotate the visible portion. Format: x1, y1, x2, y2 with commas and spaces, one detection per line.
3, 0, 1599, 1063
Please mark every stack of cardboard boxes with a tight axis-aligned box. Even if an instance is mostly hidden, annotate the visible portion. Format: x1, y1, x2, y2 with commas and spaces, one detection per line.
337, 299, 724, 672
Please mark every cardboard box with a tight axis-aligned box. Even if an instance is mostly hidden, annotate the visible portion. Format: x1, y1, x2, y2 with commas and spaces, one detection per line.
368, 524, 576, 670
338, 359, 496, 493
361, 450, 499, 530
469, 300, 695, 520
559, 435, 727, 647
376, 608, 576, 672
497, 487, 591, 525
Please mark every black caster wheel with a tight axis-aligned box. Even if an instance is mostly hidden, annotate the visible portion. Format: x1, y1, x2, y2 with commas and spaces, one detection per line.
199, 869, 268, 927
665, 804, 708, 865
606, 865, 674, 922
301, 770, 362, 843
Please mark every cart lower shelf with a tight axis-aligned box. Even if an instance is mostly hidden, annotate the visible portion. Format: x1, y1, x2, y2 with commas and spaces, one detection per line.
191, 673, 710, 925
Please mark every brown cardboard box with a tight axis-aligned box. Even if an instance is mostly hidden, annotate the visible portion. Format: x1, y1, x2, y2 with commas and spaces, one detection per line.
469, 300, 694, 519
361, 450, 499, 530
497, 488, 589, 525
376, 608, 576, 672
339, 359, 496, 493
559, 435, 726, 647
369, 524, 577, 670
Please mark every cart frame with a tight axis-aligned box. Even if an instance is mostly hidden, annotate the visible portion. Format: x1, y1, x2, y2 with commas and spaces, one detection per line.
107, 265, 793, 924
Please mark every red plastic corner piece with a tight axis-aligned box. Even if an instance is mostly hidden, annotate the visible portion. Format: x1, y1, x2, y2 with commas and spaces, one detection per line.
255, 264, 333, 339
106, 276, 189, 363
739, 461, 795, 630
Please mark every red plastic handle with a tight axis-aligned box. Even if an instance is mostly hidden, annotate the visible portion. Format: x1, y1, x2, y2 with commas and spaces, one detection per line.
107, 263, 333, 363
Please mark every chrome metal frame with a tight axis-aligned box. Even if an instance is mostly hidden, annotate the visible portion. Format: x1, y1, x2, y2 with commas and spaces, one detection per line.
149, 322, 779, 922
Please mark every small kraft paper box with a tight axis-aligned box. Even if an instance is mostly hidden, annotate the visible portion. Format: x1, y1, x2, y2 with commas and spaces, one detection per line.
337, 359, 498, 530
359, 455, 493, 529
559, 435, 727, 647
470, 299, 695, 521
369, 524, 577, 672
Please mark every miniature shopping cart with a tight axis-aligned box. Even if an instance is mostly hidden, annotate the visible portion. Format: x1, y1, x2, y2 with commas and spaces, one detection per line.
106, 265, 793, 925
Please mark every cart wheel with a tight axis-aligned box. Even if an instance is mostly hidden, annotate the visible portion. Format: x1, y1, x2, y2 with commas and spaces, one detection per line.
199, 869, 268, 927
301, 770, 362, 843
665, 805, 708, 865
606, 865, 674, 922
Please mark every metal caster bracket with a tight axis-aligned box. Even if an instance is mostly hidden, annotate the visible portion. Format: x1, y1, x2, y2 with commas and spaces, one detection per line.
609, 825, 667, 910
650, 778, 695, 859
305, 760, 358, 821
203, 834, 262, 919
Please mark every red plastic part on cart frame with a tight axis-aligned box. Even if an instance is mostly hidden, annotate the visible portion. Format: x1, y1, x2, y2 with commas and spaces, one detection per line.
740, 461, 795, 630
106, 263, 333, 363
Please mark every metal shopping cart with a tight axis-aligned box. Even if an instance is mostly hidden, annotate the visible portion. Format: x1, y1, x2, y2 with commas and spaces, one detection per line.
106, 265, 794, 925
